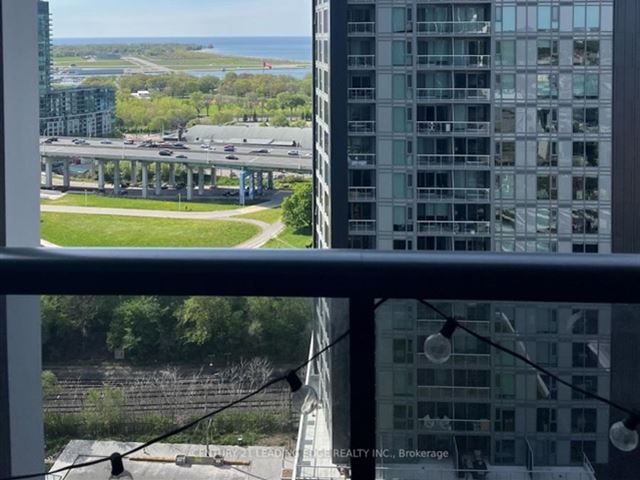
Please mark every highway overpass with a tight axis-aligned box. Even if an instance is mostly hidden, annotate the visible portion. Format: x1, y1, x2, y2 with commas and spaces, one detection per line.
40, 138, 313, 202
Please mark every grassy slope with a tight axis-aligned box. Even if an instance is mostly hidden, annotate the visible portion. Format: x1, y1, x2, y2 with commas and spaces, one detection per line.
262, 227, 311, 249
41, 213, 259, 248
42, 194, 241, 212
236, 207, 282, 224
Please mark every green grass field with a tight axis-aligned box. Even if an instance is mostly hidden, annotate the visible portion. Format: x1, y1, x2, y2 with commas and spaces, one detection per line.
143, 54, 301, 69
53, 56, 135, 68
263, 227, 311, 249
42, 194, 242, 212
41, 213, 259, 248
237, 207, 282, 224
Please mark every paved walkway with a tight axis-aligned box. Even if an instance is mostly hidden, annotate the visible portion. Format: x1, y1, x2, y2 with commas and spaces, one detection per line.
41, 192, 289, 249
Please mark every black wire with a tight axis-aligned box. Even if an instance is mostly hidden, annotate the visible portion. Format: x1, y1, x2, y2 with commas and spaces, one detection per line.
1, 330, 352, 480
418, 299, 636, 417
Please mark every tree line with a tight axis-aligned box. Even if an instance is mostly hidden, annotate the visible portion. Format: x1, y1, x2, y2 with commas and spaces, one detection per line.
82, 72, 312, 133
42, 296, 312, 365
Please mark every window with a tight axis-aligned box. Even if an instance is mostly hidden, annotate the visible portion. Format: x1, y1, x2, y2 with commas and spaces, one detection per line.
573, 108, 599, 134
496, 40, 515, 66
573, 142, 599, 167
571, 441, 596, 464
393, 371, 414, 396
495, 141, 515, 167
537, 408, 557, 433
537, 176, 557, 200
393, 140, 408, 166
392, 7, 408, 33
573, 74, 599, 99
495, 440, 516, 465
538, 5, 559, 31
496, 208, 515, 233
495, 373, 515, 399
537, 141, 558, 166
573, 176, 598, 201
574, 40, 600, 66
537, 209, 557, 234
394, 206, 413, 232
496, 174, 515, 200
537, 109, 558, 133
537, 74, 558, 99
572, 209, 599, 234
572, 375, 598, 400
536, 342, 558, 367
496, 74, 516, 100
572, 342, 599, 368
495, 108, 515, 134
538, 374, 558, 400
571, 408, 597, 433
496, 6, 516, 32
393, 338, 414, 363
393, 405, 414, 430
495, 408, 515, 432
571, 309, 599, 335
538, 40, 558, 65
573, 243, 599, 254
536, 309, 558, 333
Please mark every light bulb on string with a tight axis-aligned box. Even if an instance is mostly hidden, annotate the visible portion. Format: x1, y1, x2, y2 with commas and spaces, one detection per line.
610, 414, 640, 452
423, 318, 458, 364
286, 370, 319, 414
108, 453, 134, 479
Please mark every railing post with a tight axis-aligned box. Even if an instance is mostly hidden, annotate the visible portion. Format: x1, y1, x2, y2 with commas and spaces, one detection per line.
349, 297, 376, 479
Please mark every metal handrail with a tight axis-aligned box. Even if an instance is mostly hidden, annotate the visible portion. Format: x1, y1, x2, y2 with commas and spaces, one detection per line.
2, 249, 640, 303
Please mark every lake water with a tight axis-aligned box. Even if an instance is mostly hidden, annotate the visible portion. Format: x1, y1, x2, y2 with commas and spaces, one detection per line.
54, 36, 312, 63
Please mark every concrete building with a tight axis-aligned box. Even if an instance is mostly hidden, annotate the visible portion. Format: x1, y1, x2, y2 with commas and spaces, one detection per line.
38, 0, 116, 137
305, 0, 640, 478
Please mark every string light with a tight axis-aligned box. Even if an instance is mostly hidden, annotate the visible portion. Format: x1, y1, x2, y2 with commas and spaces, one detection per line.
108, 453, 133, 479
418, 299, 640, 453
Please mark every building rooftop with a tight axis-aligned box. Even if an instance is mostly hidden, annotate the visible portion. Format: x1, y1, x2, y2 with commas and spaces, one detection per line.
51, 440, 293, 480
185, 125, 312, 149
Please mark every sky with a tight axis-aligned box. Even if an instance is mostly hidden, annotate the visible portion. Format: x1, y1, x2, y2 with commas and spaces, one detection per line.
48, 0, 312, 38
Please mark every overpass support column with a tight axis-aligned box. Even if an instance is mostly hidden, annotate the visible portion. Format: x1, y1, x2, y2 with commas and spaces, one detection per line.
198, 167, 205, 196
186, 166, 194, 201
130, 161, 137, 186
141, 162, 149, 199
249, 172, 255, 201
239, 170, 246, 206
211, 168, 217, 189
257, 172, 264, 195
267, 172, 274, 190
155, 162, 162, 196
97, 160, 105, 191
113, 161, 121, 195
44, 159, 53, 189
169, 163, 176, 188
62, 159, 70, 189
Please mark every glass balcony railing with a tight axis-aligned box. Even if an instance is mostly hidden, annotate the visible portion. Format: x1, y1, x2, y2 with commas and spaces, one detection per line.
347, 87, 376, 101
416, 54, 491, 68
417, 220, 491, 235
416, 87, 491, 101
416, 120, 491, 135
348, 186, 376, 200
349, 219, 377, 234
416, 21, 491, 35
348, 120, 376, 134
347, 22, 375, 35
416, 153, 491, 168
417, 187, 491, 201
348, 54, 376, 68
348, 153, 377, 167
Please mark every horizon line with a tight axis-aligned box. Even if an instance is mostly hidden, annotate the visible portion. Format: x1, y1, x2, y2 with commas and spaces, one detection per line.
53, 34, 312, 39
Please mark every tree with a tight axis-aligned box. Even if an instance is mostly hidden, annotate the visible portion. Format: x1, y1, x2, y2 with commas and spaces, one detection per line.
270, 113, 290, 127
282, 183, 312, 232
190, 91, 206, 117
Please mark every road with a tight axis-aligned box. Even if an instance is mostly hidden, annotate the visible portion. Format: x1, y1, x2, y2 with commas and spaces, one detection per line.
122, 56, 174, 74
40, 138, 313, 174
41, 192, 287, 249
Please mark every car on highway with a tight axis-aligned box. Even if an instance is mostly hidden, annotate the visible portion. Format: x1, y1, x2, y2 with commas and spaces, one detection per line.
44, 137, 58, 144
123, 139, 135, 145
224, 144, 236, 152
159, 150, 173, 156
172, 143, 188, 150
225, 155, 239, 160
72, 139, 88, 145
251, 148, 270, 154
176, 154, 188, 159
100, 140, 113, 145
159, 142, 174, 149
288, 150, 300, 156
